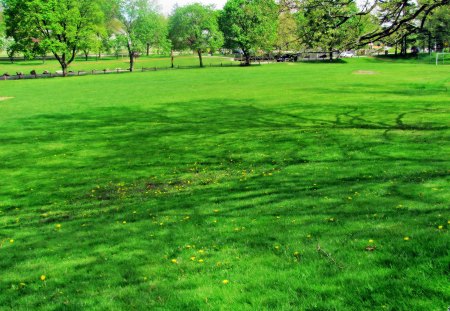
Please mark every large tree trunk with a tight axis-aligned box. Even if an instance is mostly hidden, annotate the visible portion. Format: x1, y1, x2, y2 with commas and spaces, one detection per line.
197, 50, 203, 67
54, 50, 76, 77
129, 53, 134, 72
127, 44, 134, 72
401, 35, 407, 55
243, 50, 251, 66
428, 33, 432, 54
147, 43, 150, 56
171, 49, 174, 68
329, 50, 333, 61
60, 53, 68, 77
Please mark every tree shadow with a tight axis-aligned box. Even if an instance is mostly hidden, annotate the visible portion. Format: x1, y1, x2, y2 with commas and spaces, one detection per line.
1, 98, 448, 309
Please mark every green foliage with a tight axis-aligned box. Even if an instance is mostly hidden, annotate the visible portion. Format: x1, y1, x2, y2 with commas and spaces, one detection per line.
0, 7, 5, 36
424, 5, 450, 49
116, 0, 166, 71
137, 10, 170, 55
276, 12, 301, 51
3, 0, 104, 74
296, 0, 362, 57
168, 3, 223, 67
220, 0, 278, 64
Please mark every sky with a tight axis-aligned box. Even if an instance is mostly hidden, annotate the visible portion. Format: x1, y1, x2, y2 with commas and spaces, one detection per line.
159, 0, 227, 15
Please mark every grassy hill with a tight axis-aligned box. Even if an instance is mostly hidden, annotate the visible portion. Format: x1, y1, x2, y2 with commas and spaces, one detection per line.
0, 58, 449, 310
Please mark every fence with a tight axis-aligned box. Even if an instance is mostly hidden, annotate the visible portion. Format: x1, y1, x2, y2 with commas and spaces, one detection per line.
1, 62, 252, 81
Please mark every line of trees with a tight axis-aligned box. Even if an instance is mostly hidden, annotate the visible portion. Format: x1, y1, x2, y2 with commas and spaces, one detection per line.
0, 0, 448, 75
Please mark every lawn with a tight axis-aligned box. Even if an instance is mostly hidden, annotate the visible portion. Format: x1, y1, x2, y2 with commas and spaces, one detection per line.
0, 58, 449, 310
0, 54, 236, 75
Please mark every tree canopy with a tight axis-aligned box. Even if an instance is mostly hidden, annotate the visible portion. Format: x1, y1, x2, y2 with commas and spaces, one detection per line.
220, 0, 279, 65
3, 0, 104, 75
116, 0, 166, 71
169, 3, 223, 67
296, 0, 363, 59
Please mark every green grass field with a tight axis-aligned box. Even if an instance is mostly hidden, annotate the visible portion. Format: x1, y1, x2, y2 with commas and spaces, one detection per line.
0, 57, 449, 310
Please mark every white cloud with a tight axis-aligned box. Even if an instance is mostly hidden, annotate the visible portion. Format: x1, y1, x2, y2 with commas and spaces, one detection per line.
158, 0, 227, 15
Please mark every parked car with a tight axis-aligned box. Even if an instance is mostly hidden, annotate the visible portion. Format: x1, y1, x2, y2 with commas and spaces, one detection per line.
340, 51, 355, 58
277, 54, 298, 62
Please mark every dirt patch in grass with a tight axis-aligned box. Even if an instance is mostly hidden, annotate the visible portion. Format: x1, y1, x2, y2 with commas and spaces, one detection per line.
353, 70, 377, 75
0, 97, 14, 101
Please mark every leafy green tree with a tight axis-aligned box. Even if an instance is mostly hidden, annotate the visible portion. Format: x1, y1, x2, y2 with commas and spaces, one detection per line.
0, 7, 5, 37
116, 0, 162, 71
169, 4, 223, 67
357, 0, 449, 46
110, 34, 127, 59
423, 5, 450, 51
276, 11, 300, 52
296, 0, 362, 60
79, 33, 103, 61
138, 11, 170, 56
220, 0, 278, 65
2, 0, 104, 76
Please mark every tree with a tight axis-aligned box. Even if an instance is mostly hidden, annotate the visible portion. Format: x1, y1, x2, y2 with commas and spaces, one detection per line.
116, 0, 163, 71
2, 0, 104, 76
79, 33, 103, 61
276, 0, 449, 50
358, 0, 449, 46
168, 4, 223, 67
220, 0, 278, 65
0, 6, 5, 37
296, 0, 363, 60
138, 11, 170, 56
276, 11, 301, 53
422, 5, 450, 51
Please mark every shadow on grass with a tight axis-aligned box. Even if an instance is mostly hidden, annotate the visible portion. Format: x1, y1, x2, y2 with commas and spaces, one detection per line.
0, 99, 449, 309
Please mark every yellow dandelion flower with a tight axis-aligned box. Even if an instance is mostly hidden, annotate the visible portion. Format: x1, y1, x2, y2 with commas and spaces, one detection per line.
186, 245, 192, 249
9, 239, 14, 244
214, 209, 219, 213
403, 237, 410, 241
198, 259, 204, 263
368, 240, 374, 244
122, 221, 127, 224
40, 275, 46, 281
222, 279, 229, 285
171, 259, 177, 264
447, 220, 450, 224
190, 256, 196, 261
55, 224, 62, 229
198, 250, 205, 254
438, 225, 443, 230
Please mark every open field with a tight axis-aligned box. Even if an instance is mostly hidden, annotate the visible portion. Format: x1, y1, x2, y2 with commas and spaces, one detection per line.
0, 58, 449, 310
0, 54, 236, 75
